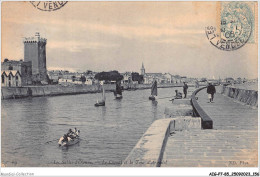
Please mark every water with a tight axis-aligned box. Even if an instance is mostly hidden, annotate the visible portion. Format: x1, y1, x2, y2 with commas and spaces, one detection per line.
1, 87, 192, 167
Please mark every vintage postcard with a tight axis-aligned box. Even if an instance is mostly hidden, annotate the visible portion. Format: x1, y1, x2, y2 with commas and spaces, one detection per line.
1, 1, 259, 176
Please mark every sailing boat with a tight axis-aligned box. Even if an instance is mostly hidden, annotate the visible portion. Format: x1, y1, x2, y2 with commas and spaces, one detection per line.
114, 81, 123, 99
95, 82, 106, 106
149, 80, 157, 100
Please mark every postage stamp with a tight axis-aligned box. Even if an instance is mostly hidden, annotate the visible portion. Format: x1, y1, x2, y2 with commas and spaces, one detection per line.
205, 1, 256, 51
30, 1, 68, 12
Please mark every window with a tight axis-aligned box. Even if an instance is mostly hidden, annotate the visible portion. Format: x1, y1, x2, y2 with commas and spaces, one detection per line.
2, 75, 4, 83
8, 66, 13, 70
9, 75, 11, 80
16, 76, 19, 80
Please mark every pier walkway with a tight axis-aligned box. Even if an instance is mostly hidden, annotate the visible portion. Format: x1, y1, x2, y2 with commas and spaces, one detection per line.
161, 89, 258, 167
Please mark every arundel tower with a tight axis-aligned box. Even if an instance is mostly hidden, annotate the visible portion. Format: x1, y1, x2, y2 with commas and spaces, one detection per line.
24, 32, 47, 83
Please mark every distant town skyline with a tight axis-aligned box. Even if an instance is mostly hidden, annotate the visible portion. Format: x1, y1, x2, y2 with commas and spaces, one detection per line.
2, 2, 258, 79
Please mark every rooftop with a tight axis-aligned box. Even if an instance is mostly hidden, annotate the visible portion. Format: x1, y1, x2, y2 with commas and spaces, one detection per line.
23, 33, 47, 43
1, 70, 20, 76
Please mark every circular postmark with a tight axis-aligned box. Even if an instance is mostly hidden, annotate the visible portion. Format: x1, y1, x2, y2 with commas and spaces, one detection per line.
205, 2, 253, 51
30, 1, 68, 12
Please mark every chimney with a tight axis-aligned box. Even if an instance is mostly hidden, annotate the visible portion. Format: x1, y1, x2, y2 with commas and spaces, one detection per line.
35, 32, 40, 39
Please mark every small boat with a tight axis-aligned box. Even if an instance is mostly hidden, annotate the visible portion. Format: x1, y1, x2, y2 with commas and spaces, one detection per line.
58, 129, 80, 147
149, 80, 157, 100
95, 100, 105, 106
59, 137, 80, 147
149, 95, 156, 100
95, 82, 106, 107
114, 81, 123, 99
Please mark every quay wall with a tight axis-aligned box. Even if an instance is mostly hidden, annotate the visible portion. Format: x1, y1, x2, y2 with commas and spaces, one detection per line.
220, 85, 258, 107
121, 117, 201, 167
1, 83, 193, 100
122, 93, 201, 167
1, 84, 115, 100
121, 118, 172, 167
122, 83, 193, 90
191, 87, 213, 129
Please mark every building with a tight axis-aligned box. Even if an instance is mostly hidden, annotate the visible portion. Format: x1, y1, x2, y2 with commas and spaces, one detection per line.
121, 72, 132, 84
225, 77, 235, 83
47, 70, 63, 84
162, 73, 172, 83
140, 62, 145, 75
85, 77, 93, 85
1, 59, 32, 86
171, 75, 182, 83
143, 73, 163, 84
24, 32, 48, 83
1, 70, 22, 87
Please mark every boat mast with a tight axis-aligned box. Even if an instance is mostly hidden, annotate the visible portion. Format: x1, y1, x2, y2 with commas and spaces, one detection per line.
102, 84, 106, 101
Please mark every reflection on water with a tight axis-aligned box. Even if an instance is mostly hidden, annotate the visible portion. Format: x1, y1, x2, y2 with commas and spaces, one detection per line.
2, 87, 190, 167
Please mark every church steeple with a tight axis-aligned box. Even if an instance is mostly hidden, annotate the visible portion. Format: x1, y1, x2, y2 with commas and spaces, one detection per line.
141, 62, 145, 75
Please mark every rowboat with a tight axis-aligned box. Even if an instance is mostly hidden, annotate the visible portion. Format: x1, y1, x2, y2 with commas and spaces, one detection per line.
95, 101, 105, 106
58, 137, 80, 147
58, 129, 80, 147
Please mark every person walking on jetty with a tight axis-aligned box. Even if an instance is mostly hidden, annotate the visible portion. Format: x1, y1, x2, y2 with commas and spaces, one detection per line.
183, 82, 188, 98
207, 83, 216, 103
195, 80, 199, 88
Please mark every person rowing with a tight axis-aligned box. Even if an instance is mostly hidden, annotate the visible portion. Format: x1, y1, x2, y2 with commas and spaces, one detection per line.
67, 129, 73, 137
58, 128, 80, 146
67, 127, 80, 139
73, 127, 80, 138
61, 134, 68, 143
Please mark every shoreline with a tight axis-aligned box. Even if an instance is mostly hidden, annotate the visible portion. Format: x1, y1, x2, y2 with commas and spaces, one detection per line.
1, 83, 196, 100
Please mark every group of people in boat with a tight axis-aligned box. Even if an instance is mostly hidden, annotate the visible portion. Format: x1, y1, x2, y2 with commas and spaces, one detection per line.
62, 128, 80, 143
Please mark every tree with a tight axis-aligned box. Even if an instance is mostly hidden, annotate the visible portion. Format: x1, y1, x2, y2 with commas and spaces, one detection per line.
200, 78, 207, 82
131, 72, 144, 84
80, 75, 86, 83
71, 76, 76, 82
4, 58, 9, 62
86, 70, 93, 75
95, 70, 123, 82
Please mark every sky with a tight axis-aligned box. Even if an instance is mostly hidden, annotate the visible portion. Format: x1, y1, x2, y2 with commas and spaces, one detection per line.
1, 1, 258, 79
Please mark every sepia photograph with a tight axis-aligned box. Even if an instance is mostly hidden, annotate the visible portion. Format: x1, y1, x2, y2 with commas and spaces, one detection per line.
1, 1, 259, 176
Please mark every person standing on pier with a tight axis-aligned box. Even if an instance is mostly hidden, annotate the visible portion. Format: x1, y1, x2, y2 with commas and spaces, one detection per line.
183, 82, 188, 98
207, 83, 216, 103
195, 80, 199, 88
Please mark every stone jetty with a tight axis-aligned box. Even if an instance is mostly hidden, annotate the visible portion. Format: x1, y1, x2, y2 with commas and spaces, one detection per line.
122, 84, 258, 167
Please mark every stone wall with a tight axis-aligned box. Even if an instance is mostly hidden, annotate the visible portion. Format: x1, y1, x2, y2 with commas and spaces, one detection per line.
191, 87, 213, 129
1, 84, 116, 100
123, 83, 193, 90
2, 83, 194, 100
220, 85, 258, 107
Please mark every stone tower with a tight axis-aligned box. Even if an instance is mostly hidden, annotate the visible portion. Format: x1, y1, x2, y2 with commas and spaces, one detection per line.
141, 62, 145, 75
24, 32, 47, 83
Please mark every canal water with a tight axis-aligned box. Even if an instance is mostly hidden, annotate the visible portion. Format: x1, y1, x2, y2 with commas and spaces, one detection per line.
1, 87, 194, 167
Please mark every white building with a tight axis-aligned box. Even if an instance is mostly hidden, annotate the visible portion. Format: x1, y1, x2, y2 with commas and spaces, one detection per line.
85, 78, 93, 85
121, 72, 132, 84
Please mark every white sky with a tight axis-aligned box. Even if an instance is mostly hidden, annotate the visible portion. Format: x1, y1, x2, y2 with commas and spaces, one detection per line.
2, 1, 258, 79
